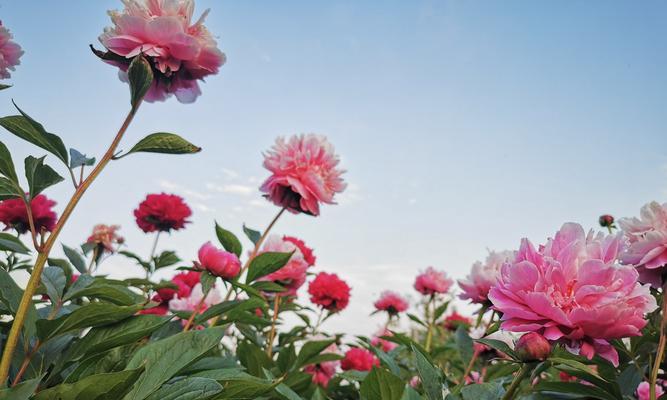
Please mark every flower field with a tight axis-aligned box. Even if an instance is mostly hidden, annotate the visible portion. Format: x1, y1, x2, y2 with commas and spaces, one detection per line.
0, 1, 665, 400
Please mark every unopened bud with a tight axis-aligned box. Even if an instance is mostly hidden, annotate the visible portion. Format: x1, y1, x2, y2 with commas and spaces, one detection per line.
598, 214, 614, 228
515, 332, 551, 362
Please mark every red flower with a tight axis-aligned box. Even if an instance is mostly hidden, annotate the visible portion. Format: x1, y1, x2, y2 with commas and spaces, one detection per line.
340, 348, 379, 372
0, 194, 57, 234
283, 236, 316, 266
133, 193, 191, 233
374, 291, 409, 316
443, 311, 472, 331
172, 271, 201, 290
308, 272, 351, 312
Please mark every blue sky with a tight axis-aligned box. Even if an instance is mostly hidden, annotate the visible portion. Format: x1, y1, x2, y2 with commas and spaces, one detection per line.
1, 1, 666, 334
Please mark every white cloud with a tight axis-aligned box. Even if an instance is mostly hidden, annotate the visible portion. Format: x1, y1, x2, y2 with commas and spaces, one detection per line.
337, 182, 363, 206
195, 203, 216, 213
221, 168, 239, 180
206, 183, 255, 196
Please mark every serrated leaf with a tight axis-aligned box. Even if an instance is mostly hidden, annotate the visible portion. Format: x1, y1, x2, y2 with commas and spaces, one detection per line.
36, 303, 142, 341
69, 148, 96, 168
216, 222, 242, 257
0, 232, 30, 253
128, 54, 153, 108
33, 368, 144, 400
24, 155, 63, 198
0, 140, 18, 182
124, 133, 201, 157
245, 251, 293, 283
243, 224, 261, 245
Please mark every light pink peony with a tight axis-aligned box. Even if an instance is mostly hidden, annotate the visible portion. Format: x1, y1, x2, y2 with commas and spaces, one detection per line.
619, 201, 667, 287
414, 267, 453, 296
260, 134, 346, 216
370, 328, 397, 353
636, 381, 664, 400
0, 22, 23, 79
488, 223, 656, 366
257, 235, 313, 296
374, 291, 409, 316
196, 241, 241, 280
459, 250, 515, 304
98, 0, 225, 103
169, 282, 221, 315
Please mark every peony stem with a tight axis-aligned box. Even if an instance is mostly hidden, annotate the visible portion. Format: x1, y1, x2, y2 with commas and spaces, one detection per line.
650, 282, 667, 400
265, 296, 281, 356
0, 103, 141, 385
87, 247, 98, 274
182, 288, 209, 332
501, 363, 530, 400
425, 296, 435, 351
146, 231, 161, 278
21, 197, 40, 252
312, 308, 325, 335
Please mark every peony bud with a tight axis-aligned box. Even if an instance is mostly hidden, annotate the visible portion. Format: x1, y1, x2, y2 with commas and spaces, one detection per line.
197, 242, 241, 280
515, 332, 551, 362
598, 214, 614, 228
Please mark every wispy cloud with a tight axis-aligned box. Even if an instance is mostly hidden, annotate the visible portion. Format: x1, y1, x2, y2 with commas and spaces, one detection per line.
206, 182, 255, 196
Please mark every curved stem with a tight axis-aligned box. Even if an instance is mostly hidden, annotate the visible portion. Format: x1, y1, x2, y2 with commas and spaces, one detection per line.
650, 282, 667, 400
0, 103, 141, 385
501, 364, 530, 400
265, 296, 281, 356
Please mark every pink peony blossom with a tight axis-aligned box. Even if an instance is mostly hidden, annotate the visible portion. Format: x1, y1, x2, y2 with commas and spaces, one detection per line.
260, 134, 346, 216
308, 272, 351, 312
488, 223, 657, 366
340, 348, 379, 372
169, 282, 221, 316
374, 291, 409, 316
0, 194, 57, 235
0, 22, 23, 79
257, 235, 314, 296
619, 201, 667, 287
414, 266, 453, 296
98, 0, 225, 103
637, 381, 664, 400
303, 341, 339, 387
459, 250, 515, 304
87, 224, 124, 253
196, 241, 241, 280
370, 328, 397, 352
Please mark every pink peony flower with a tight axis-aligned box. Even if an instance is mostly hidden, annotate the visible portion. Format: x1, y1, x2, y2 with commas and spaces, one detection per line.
257, 235, 314, 296
87, 224, 124, 253
196, 241, 241, 280
303, 341, 339, 387
169, 282, 221, 314
308, 272, 351, 312
619, 201, 667, 287
637, 381, 664, 400
374, 291, 409, 316
340, 348, 379, 372
409, 376, 421, 388
370, 328, 397, 353
414, 266, 453, 296
172, 270, 201, 289
488, 223, 657, 366
0, 194, 57, 234
98, 0, 225, 103
0, 22, 23, 79
458, 250, 515, 304
260, 134, 346, 216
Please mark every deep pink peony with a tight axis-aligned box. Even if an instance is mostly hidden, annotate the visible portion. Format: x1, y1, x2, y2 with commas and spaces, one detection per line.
0, 195, 57, 234
257, 235, 314, 296
303, 342, 339, 387
134, 193, 191, 233
98, 0, 225, 103
283, 235, 316, 266
459, 250, 515, 304
196, 241, 241, 280
414, 267, 453, 296
340, 348, 379, 372
488, 223, 657, 366
0, 22, 23, 79
172, 270, 201, 289
370, 328, 397, 352
374, 291, 409, 316
637, 381, 664, 400
308, 272, 351, 312
619, 201, 667, 287
87, 224, 124, 253
260, 134, 346, 216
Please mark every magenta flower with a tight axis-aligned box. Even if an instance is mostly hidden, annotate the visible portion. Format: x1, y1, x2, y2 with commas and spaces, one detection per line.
257, 235, 314, 296
0, 22, 23, 79
458, 250, 515, 305
374, 291, 409, 316
488, 223, 656, 366
619, 201, 667, 287
98, 0, 225, 103
414, 267, 453, 296
637, 381, 665, 400
260, 134, 346, 216
196, 241, 241, 280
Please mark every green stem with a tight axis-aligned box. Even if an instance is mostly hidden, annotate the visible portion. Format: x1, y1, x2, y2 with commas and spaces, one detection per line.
501, 364, 530, 400
0, 103, 141, 385
650, 281, 667, 400
425, 295, 435, 351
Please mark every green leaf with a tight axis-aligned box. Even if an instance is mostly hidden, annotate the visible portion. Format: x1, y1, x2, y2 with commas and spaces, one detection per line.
41, 266, 66, 303
0, 84, 11, 91
213, 377, 277, 399
0, 176, 22, 200
33, 368, 144, 400
0, 102, 68, 165
200, 271, 217, 296
128, 54, 153, 108
69, 148, 96, 168
0, 232, 30, 253
36, 303, 142, 341
153, 250, 180, 269
535, 381, 618, 400
196, 298, 265, 325
124, 327, 226, 400
412, 344, 444, 400
455, 326, 474, 367
245, 251, 293, 283
0, 268, 37, 339
433, 301, 450, 321
123, 133, 201, 157
119, 250, 151, 271
293, 339, 336, 370
145, 377, 222, 400
0, 376, 40, 400
359, 368, 405, 400
475, 338, 517, 360
64, 281, 144, 305
237, 341, 273, 377
460, 382, 506, 400
401, 387, 423, 400
63, 244, 87, 274
24, 155, 64, 197
243, 224, 261, 245
370, 346, 401, 376
215, 222, 242, 257
0, 140, 18, 182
